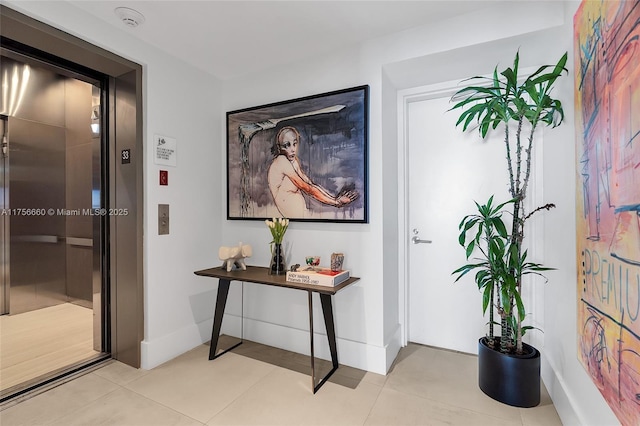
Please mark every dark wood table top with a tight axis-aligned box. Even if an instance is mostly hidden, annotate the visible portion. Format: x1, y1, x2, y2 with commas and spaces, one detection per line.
194, 265, 360, 295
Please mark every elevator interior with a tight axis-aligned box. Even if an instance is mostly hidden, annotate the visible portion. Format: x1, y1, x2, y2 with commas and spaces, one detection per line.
0, 49, 107, 396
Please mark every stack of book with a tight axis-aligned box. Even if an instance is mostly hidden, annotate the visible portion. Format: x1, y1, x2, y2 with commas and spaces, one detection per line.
286, 268, 350, 286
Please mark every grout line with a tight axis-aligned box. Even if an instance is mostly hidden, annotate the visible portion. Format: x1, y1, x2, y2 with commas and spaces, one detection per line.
361, 378, 386, 425
203, 359, 284, 425
117, 386, 206, 425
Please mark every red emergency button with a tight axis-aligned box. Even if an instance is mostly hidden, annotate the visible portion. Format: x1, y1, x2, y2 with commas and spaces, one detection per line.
160, 170, 168, 186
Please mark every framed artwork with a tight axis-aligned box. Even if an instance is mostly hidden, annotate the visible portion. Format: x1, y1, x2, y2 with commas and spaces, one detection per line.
226, 85, 369, 223
575, 1, 640, 424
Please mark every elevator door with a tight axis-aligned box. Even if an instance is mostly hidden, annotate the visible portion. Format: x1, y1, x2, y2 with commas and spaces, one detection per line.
0, 55, 103, 317
0, 53, 107, 393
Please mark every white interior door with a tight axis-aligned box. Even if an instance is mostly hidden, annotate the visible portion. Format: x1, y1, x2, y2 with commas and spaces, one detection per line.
407, 93, 510, 354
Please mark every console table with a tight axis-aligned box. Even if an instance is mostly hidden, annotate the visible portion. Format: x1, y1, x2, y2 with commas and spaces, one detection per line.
193, 265, 360, 393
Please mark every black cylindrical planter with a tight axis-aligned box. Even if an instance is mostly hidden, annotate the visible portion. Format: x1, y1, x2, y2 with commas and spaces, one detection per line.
478, 337, 541, 407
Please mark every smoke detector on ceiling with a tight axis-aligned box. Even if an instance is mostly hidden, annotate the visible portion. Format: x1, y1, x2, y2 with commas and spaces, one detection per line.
114, 7, 145, 28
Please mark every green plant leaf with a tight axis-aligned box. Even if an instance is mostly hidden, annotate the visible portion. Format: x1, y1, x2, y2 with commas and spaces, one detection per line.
514, 291, 526, 322
465, 240, 475, 258
482, 284, 492, 313
501, 286, 510, 315
493, 218, 508, 238
452, 262, 486, 282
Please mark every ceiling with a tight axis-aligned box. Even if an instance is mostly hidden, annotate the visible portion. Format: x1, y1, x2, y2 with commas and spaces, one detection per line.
67, 1, 501, 81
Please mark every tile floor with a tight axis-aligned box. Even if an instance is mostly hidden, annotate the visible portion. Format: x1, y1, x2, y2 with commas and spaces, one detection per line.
0, 340, 562, 425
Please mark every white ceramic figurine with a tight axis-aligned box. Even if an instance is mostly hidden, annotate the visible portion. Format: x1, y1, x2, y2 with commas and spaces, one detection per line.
218, 243, 252, 272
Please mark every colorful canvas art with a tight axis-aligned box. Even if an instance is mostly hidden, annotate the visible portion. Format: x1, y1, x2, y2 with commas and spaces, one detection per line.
575, 1, 640, 424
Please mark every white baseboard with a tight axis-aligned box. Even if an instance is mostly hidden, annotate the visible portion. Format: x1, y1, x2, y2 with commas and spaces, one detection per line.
141, 314, 395, 374
140, 317, 213, 370
384, 324, 402, 373
541, 353, 581, 425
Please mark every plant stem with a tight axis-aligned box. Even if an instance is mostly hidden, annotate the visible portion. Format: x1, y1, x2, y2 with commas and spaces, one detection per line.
514, 117, 524, 197
504, 125, 516, 196
510, 198, 523, 353
500, 313, 509, 353
521, 122, 538, 200
489, 284, 495, 340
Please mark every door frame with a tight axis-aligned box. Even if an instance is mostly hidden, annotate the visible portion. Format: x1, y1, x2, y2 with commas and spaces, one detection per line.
0, 5, 144, 368
0, 116, 6, 315
397, 80, 465, 347
397, 79, 545, 349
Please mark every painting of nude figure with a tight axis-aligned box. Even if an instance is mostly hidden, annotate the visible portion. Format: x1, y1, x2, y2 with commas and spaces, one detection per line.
226, 85, 368, 223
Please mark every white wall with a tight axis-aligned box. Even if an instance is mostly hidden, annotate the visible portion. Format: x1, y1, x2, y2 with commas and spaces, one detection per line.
219, 48, 388, 371
216, 0, 577, 376
4, 0, 621, 423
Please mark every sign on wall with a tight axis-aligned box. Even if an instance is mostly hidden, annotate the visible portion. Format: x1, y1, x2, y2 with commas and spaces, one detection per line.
574, 1, 640, 424
154, 134, 177, 167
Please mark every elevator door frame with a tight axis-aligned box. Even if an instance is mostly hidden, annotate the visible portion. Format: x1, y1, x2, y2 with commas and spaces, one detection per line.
0, 5, 143, 369
0, 116, 6, 315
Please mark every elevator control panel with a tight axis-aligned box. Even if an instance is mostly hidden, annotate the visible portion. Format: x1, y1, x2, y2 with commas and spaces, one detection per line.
158, 204, 169, 235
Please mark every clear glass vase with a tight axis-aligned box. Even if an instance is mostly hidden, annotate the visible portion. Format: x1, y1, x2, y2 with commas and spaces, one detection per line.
269, 243, 286, 275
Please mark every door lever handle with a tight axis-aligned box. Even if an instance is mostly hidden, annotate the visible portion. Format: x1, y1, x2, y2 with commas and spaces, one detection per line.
411, 236, 432, 244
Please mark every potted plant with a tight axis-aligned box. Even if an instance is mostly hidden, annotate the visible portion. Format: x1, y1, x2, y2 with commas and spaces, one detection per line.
450, 51, 568, 407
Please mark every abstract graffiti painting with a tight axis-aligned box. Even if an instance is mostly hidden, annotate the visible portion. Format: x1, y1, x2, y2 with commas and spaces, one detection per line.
226, 86, 368, 223
575, 1, 640, 424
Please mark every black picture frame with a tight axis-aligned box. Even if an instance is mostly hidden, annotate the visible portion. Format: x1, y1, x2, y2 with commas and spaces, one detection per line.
226, 85, 369, 223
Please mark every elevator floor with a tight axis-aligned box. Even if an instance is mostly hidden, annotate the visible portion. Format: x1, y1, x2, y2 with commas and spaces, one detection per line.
0, 303, 99, 392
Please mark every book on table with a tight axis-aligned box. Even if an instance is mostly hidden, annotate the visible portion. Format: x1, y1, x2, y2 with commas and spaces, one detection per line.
286, 268, 350, 286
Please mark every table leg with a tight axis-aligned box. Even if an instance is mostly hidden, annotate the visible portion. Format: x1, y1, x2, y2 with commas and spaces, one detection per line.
308, 292, 339, 393
308, 291, 315, 392
209, 278, 242, 360
320, 293, 339, 369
